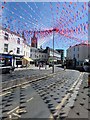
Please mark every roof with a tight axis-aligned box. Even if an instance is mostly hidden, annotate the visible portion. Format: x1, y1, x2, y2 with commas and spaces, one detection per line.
46, 47, 60, 54
67, 43, 90, 50
0, 26, 22, 38
0, 26, 31, 47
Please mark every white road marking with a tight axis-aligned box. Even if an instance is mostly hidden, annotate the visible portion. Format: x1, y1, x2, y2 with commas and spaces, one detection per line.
22, 84, 30, 88
27, 97, 33, 102
7, 106, 19, 115
0, 91, 11, 97
49, 72, 83, 118
9, 115, 12, 119
12, 113, 21, 118
69, 72, 83, 91
16, 109, 26, 114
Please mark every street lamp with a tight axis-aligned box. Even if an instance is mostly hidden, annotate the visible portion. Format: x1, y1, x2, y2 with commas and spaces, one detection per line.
52, 28, 56, 73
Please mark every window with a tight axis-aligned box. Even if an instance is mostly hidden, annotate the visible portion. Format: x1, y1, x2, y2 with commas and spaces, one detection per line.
4, 44, 8, 52
24, 51, 25, 55
30, 49, 32, 52
77, 54, 79, 58
17, 38, 20, 44
30, 54, 32, 57
73, 54, 75, 58
17, 48, 20, 54
74, 47, 75, 51
78, 47, 79, 51
4, 33, 9, 40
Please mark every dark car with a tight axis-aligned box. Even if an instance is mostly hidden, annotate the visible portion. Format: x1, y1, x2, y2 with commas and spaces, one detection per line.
0, 64, 15, 74
49, 63, 53, 67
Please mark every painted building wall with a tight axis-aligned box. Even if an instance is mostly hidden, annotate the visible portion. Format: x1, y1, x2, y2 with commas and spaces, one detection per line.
66, 44, 90, 65
0, 28, 30, 67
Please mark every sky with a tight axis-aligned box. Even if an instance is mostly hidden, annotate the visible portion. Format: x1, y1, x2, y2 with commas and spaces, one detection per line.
0, 1, 89, 56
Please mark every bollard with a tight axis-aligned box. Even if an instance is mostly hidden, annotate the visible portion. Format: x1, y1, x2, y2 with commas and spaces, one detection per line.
88, 74, 90, 87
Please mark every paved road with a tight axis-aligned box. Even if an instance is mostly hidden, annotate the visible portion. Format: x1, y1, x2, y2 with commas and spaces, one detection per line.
1, 66, 62, 82
1, 66, 63, 91
0, 69, 89, 119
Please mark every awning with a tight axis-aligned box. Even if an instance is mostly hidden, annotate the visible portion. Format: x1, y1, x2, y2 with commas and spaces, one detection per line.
23, 57, 33, 62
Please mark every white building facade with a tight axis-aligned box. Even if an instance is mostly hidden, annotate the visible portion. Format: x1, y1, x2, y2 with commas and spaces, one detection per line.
45, 47, 61, 64
66, 43, 90, 65
0, 27, 30, 67
30, 47, 48, 62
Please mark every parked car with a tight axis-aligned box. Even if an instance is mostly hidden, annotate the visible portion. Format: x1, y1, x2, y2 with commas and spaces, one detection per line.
83, 59, 90, 72
0, 64, 15, 74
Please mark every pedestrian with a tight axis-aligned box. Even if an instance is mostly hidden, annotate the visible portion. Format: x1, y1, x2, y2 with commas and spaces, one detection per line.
64, 65, 66, 70
64, 61, 66, 70
44, 63, 47, 69
39, 62, 41, 69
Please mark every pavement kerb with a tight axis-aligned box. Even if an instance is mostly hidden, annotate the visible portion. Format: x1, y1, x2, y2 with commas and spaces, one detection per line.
15, 65, 51, 71
1, 70, 63, 93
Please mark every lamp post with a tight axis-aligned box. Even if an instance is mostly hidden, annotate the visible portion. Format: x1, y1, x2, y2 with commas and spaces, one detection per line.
52, 29, 55, 73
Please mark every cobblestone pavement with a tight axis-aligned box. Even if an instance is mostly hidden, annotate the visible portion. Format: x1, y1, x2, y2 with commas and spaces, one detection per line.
1, 66, 62, 82
66, 73, 89, 119
0, 66, 89, 120
1, 69, 88, 120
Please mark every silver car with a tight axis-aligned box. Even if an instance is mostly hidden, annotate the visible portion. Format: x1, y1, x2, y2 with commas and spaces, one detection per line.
83, 59, 90, 72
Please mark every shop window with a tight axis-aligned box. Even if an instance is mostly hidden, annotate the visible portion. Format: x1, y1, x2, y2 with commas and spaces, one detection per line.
4, 33, 9, 40
4, 44, 8, 52
16, 60, 22, 65
17, 47, 20, 54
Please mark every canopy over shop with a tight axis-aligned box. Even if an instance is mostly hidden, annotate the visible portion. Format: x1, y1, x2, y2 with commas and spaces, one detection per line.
22, 56, 33, 67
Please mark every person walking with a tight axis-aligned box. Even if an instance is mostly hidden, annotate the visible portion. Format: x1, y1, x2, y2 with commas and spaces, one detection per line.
64, 61, 66, 70
39, 62, 42, 70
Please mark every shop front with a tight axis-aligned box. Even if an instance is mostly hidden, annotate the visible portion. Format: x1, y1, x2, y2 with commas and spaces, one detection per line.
14, 55, 23, 68
0, 54, 12, 66
22, 56, 33, 67
0, 54, 14, 73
